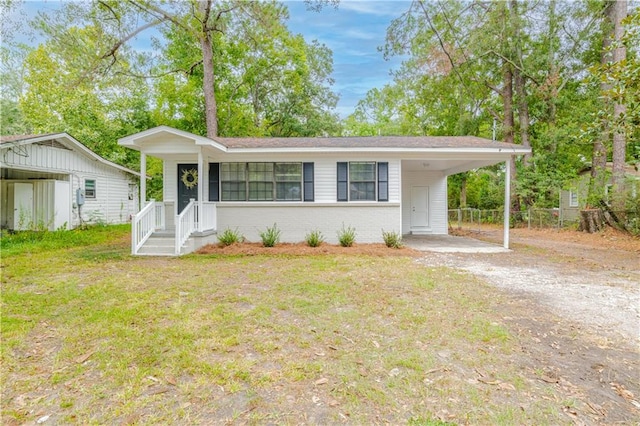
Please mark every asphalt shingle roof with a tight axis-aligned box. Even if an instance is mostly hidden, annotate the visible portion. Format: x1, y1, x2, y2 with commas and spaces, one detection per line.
213, 135, 524, 150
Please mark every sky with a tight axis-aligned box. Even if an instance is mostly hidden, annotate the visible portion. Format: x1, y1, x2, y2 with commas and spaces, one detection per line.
11, 0, 411, 118
284, 1, 410, 117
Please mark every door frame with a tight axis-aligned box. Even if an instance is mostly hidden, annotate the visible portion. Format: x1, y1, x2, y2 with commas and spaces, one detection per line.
410, 185, 429, 231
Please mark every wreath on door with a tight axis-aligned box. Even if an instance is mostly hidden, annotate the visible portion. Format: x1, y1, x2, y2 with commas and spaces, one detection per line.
181, 168, 198, 189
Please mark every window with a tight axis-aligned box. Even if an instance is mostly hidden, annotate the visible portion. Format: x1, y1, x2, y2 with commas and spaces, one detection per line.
218, 162, 310, 202
221, 163, 246, 201
85, 179, 96, 199
569, 190, 578, 207
337, 162, 388, 202
248, 162, 274, 201
275, 163, 302, 201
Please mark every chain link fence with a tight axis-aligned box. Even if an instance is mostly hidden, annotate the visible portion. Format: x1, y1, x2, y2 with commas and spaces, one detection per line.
448, 208, 639, 234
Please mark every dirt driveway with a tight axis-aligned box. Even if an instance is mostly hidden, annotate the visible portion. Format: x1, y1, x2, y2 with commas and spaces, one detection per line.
426, 227, 639, 343
422, 226, 640, 424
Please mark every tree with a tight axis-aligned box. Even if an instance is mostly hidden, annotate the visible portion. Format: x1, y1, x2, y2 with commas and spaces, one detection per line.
33, 0, 339, 139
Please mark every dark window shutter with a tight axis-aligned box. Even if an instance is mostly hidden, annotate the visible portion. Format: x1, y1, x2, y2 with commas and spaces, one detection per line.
209, 163, 220, 201
378, 162, 388, 202
303, 162, 314, 202
337, 162, 348, 201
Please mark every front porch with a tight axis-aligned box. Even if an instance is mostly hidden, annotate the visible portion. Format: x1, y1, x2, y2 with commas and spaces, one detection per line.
132, 199, 217, 256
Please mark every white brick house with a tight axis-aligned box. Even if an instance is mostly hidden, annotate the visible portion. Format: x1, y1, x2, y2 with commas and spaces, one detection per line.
120, 126, 530, 255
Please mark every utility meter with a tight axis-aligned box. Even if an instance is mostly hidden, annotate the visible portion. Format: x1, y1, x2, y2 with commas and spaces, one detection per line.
76, 188, 85, 206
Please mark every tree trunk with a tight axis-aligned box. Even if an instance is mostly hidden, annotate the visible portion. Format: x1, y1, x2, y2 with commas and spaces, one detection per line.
502, 63, 520, 213
199, 0, 218, 138
579, 209, 604, 233
502, 64, 515, 145
510, 0, 532, 166
611, 0, 627, 212
589, 2, 614, 209
460, 174, 467, 208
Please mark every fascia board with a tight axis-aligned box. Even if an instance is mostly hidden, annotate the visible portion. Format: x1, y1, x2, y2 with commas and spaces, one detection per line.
220, 146, 531, 155
5, 133, 140, 178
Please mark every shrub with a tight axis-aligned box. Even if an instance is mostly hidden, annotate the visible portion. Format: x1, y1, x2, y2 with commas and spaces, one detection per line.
218, 228, 243, 246
382, 229, 403, 248
337, 224, 356, 247
305, 229, 325, 247
260, 223, 281, 247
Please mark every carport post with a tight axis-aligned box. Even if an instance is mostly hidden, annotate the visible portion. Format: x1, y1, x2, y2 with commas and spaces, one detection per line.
503, 158, 511, 249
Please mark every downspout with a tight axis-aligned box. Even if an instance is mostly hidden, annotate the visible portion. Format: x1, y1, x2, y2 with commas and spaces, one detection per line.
503, 158, 511, 249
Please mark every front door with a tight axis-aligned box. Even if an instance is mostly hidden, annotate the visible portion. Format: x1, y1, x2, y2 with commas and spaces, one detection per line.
410, 186, 429, 230
177, 164, 198, 214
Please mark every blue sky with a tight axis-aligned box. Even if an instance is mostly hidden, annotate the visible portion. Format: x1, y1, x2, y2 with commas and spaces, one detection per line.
13, 0, 410, 118
284, 1, 410, 117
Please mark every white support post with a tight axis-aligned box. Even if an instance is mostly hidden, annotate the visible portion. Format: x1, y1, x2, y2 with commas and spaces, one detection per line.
140, 152, 147, 209
197, 150, 204, 232
503, 158, 511, 249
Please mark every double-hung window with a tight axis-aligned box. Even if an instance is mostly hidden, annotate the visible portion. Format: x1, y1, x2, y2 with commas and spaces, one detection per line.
337, 162, 388, 202
569, 190, 578, 207
215, 162, 311, 202
248, 163, 274, 201
221, 163, 246, 201
85, 179, 96, 199
275, 163, 302, 201
349, 162, 376, 201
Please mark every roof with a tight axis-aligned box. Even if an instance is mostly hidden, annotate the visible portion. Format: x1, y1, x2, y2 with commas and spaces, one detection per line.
119, 125, 531, 154
1, 133, 141, 177
213, 135, 526, 150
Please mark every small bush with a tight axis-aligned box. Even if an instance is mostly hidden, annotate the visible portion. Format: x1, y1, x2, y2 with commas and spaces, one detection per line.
382, 229, 403, 248
337, 224, 356, 247
218, 228, 243, 246
305, 229, 325, 247
260, 223, 281, 247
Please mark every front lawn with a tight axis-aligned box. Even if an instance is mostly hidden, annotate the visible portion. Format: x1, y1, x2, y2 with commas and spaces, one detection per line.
0, 225, 592, 424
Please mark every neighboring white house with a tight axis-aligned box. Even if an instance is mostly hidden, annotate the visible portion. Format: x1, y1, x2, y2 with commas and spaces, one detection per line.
121, 126, 530, 256
1, 133, 140, 231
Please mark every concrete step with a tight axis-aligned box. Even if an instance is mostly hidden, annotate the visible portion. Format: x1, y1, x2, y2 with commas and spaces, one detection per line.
137, 244, 176, 256
138, 233, 176, 255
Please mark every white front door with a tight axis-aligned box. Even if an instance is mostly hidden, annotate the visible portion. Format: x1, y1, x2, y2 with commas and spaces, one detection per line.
12, 182, 34, 230
410, 186, 429, 230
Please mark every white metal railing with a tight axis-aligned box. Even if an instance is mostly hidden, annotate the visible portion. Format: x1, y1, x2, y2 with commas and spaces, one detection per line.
200, 202, 217, 231
132, 200, 156, 255
175, 199, 196, 255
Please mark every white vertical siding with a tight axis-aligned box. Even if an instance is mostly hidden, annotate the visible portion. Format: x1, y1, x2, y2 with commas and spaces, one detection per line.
402, 170, 448, 235
164, 159, 178, 202
1, 142, 137, 228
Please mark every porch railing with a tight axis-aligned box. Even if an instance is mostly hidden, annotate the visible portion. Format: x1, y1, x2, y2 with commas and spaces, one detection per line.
175, 199, 196, 255
132, 200, 156, 255
199, 202, 217, 231
154, 201, 165, 230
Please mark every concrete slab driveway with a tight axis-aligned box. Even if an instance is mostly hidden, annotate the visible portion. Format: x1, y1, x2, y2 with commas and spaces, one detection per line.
403, 234, 509, 253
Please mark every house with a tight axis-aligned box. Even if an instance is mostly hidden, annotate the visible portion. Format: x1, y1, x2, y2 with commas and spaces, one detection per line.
561, 163, 640, 223
1, 133, 140, 231
119, 125, 530, 255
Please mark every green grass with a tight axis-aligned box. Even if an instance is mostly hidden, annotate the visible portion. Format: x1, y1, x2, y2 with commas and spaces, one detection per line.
1, 225, 578, 425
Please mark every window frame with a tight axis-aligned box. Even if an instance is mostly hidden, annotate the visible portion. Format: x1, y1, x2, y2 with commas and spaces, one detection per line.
84, 179, 96, 199
568, 190, 578, 207
337, 161, 389, 202
219, 162, 306, 202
